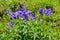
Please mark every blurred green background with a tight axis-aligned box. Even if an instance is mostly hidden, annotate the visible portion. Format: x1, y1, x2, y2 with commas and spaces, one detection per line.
0, 0, 60, 40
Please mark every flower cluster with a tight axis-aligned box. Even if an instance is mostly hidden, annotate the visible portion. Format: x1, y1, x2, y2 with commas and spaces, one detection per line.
8, 6, 36, 20
39, 8, 52, 16
7, 6, 37, 27
7, 6, 53, 27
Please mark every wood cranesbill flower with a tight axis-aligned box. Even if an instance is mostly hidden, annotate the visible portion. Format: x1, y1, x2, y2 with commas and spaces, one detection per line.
22, 13, 29, 20
44, 8, 52, 16
39, 8, 44, 15
24, 10, 36, 20
10, 6, 36, 21
39, 8, 53, 16
9, 22, 14, 28
10, 11, 23, 20
10, 15, 17, 20
32, 15, 36, 20
21, 6, 27, 13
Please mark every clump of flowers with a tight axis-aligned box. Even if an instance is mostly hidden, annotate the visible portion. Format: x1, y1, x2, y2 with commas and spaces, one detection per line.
7, 6, 53, 28
7, 6, 36, 20
39, 8, 53, 16
7, 6, 36, 27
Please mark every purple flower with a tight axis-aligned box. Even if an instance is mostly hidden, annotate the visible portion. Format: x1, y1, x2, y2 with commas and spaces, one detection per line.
21, 6, 26, 11
10, 12, 17, 20
10, 15, 17, 20
24, 11, 34, 20
13, 11, 20, 16
39, 8, 53, 16
10, 11, 23, 20
32, 14, 36, 20
23, 13, 29, 20
16, 11, 23, 14
15, 11, 24, 19
25, 11, 32, 15
10, 6, 36, 21
39, 8, 44, 15
47, 9, 52, 16
44, 8, 52, 16
23, 10, 36, 20
21, 6, 27, 13
21, 8, 33, 20
44, 9, 48, 15
9, 22, 14, 27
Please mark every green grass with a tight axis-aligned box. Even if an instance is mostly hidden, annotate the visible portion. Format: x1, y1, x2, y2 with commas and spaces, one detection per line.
0, 0, 60, 40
